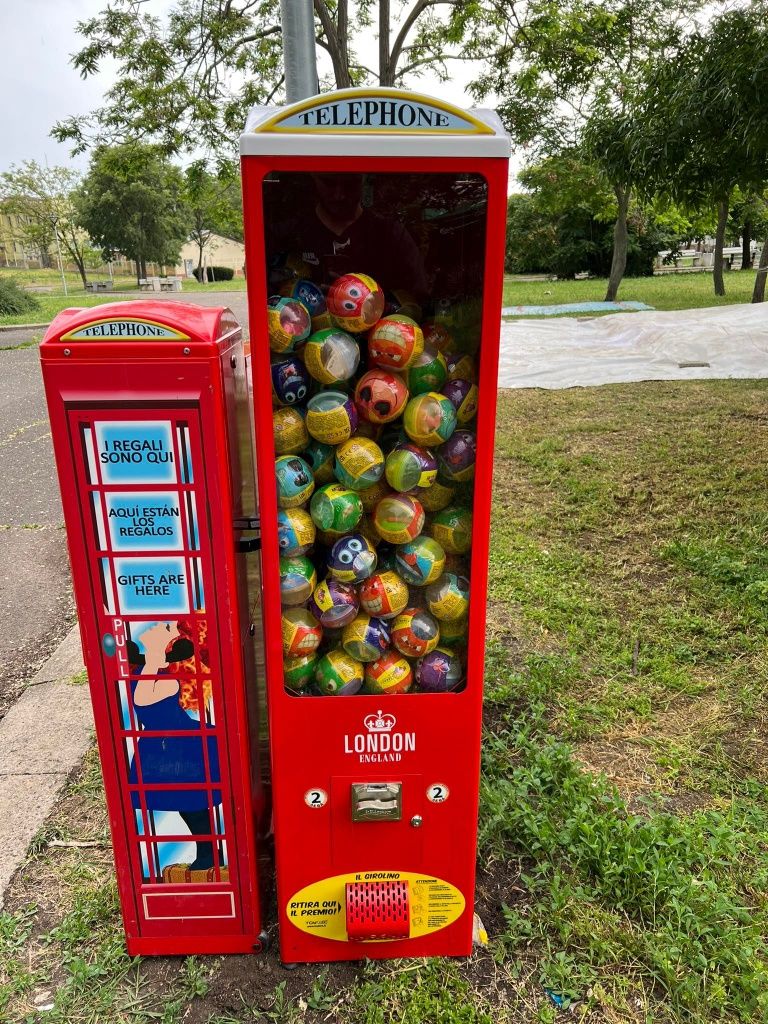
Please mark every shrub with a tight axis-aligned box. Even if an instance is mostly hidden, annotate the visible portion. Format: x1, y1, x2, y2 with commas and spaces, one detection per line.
191, 265, 235, 282
0, 277, 40, 317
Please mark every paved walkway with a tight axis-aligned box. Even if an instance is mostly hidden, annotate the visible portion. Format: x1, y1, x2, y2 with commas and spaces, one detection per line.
0, 624, 89, 906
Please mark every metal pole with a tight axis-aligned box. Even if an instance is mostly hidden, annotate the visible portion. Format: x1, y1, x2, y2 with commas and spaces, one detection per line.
280, 0, 318, 102
53, 222, 68, 296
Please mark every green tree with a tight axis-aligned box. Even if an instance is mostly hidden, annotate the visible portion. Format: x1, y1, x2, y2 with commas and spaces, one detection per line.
633, 9, 768, 299
0, 162, 91, 287
469, 0, 705, 301
53, 0, 475, 158
182, 161, 243, 276
77, 144, 189, 282
508, 151, 680, 279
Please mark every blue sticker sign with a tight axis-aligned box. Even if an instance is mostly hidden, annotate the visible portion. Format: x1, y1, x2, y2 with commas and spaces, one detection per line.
114, 557, 189, 614
105, 492, 183, 551
95, 421, 176, 484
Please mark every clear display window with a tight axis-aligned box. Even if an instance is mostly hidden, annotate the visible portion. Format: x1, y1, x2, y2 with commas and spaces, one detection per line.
263, 171, 485, 697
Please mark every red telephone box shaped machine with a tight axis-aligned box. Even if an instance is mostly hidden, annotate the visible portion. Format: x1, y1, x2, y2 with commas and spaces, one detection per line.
241, 89, 510, 962
40, 301, 269, 955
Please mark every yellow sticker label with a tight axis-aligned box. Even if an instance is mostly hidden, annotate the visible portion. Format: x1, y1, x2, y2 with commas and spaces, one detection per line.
60, 318, 190, 342
286, 871, 465, 941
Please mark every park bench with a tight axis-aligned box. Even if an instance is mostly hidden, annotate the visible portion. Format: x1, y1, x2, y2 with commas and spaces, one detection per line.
85, 280, 113, 292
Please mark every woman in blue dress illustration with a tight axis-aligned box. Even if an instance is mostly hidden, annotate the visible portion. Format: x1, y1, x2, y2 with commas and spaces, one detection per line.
128, 621, 225, 883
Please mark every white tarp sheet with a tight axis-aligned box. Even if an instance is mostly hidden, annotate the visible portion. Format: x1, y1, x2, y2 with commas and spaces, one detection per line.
498, 302, 768, 389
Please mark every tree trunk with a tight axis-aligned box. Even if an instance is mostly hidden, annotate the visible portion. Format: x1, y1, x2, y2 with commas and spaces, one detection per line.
604, 185, 630, 303
751, 236, 768, 303
713, 198, 729, 296
379, 0, 391, 85
742, 219, 753, 270
75, 256, 87, 288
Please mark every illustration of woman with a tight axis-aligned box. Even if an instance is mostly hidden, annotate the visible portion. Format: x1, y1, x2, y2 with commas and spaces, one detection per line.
128, 621, 225, 883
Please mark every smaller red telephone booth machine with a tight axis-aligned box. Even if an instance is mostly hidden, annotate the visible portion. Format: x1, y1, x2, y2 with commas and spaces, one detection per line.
40, 301, 268, 955
240, 88, 510, 962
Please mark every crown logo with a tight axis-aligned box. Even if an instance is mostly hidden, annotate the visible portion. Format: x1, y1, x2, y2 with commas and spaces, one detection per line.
364, 710, 396, 733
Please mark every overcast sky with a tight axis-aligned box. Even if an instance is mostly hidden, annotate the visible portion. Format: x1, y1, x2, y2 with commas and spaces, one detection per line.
0, 0, 487, 174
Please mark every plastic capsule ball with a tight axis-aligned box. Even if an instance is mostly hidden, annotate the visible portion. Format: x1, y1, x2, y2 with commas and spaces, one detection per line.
406, 344, 448, 396
282, 607, 323, 656
416, 646, 464, 692
446, 354, 477, 383
442, 379, 479, 424
391, 607, 440, 659
354, 370, 408, 425
394, 535, 446, 586
303, 328, 360, 385
271, 354, 311, 407
425, 572, 470, 621
306, 390, 358, 444
281, 278, 326, 322
438, 616, 468, 650
422, 320, 458, 356
275, 455, 314, 508
373, 493, 425, 545
315, 649, 364, 695
428, 506, 473, 555
364, 650, 414, 694
385, 442, 437, 492
307, 578, 359, 629
403, 392, 457, 447
327, 533, 377, 583
267, 295, 311, 353
277, 507, 316, 556
327, 272, 385, 333
304, 438, 336, 484
359, 570, 409, 620
283, 652, 318, 692
358, 477, 391, 513
279, 554, 317, 607
437, 430, 477, 484
310, 483, 363, 533
335, 437, 385, 491
415, 479, 456, 512
273, 406, 309, 455
368, 314, 424, 371
342, 613, 391, 662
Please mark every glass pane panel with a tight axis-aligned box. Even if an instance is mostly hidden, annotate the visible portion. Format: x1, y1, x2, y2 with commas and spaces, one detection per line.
262, 171, 481, 696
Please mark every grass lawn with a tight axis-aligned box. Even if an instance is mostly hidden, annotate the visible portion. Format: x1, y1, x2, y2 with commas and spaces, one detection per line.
2, 379, 767, 1023
2, 266, 762, 328
0, 269, 247, 326
502, 269, 760, 311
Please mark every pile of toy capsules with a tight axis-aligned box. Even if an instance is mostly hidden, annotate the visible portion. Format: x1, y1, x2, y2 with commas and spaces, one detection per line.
271, 272, 479, 696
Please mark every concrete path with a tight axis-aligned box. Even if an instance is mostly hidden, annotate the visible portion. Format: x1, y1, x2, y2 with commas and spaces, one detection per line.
0, 623, 89, 907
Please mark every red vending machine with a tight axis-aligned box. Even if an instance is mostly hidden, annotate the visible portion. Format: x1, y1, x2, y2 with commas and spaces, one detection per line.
241, 88, 510, 963
40, 301, 269, 955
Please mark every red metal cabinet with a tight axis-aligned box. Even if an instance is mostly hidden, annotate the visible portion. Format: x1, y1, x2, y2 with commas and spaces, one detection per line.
40, 301, 268, 955
240, 89, 510, 962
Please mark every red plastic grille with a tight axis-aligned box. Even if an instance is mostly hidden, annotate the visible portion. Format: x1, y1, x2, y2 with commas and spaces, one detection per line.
345, 881, 410, 940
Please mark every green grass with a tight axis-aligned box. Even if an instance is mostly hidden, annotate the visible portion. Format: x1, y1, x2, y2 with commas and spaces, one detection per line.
503, 269, 760, 311
0, 268, 247, 326
1, 380, 766, 1023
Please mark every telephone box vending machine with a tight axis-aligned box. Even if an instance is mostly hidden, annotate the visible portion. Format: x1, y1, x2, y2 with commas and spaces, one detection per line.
241, 88, 510, 962
40, 301, 269, 955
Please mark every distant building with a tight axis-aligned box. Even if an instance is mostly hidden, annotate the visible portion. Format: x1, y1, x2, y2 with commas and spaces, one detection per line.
0, 203, 43, 268
175, 234, 246, 278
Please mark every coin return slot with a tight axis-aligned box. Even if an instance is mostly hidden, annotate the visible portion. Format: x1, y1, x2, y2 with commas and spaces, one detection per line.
351, 782, 402, 822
